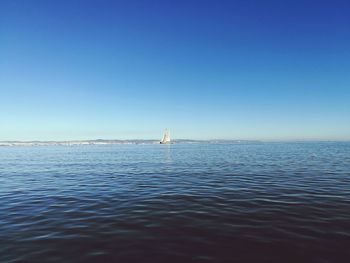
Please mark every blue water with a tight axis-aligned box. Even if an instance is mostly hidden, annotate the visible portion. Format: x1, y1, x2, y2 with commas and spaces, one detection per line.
0, 142, 350, 262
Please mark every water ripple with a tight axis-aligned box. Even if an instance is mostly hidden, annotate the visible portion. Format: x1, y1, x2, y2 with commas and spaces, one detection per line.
0, 142, 350, 262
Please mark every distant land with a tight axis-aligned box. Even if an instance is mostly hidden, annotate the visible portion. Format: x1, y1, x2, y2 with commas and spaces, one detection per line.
0, 139, 261, 146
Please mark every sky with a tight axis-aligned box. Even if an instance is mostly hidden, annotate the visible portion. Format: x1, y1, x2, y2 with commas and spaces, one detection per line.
0, 0, 349, 141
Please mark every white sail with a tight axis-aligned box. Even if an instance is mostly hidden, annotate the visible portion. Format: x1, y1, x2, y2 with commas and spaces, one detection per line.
160, 129, 171, 144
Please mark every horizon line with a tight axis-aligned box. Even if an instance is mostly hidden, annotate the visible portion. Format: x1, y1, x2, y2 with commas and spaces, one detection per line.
1, 138, 349, 143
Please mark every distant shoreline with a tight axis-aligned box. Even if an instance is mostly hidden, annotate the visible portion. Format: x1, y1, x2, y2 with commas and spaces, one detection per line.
0, 140, 348, 147
0, 139, 261, 146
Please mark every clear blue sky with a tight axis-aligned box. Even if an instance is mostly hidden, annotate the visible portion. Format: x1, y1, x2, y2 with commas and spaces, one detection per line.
1, 0, 349, 141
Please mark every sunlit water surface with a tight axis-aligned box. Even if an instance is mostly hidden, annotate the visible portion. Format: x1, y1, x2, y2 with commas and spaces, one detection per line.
0, 142, 350, 262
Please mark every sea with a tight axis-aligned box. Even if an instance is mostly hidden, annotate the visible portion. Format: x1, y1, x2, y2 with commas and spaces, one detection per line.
0, 142, 349, 263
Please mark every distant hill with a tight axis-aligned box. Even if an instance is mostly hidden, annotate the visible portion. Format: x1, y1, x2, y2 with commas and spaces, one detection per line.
0, 139, 261, 146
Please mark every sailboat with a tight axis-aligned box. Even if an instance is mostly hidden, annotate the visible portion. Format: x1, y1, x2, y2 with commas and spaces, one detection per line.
160, 129, 171, 144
